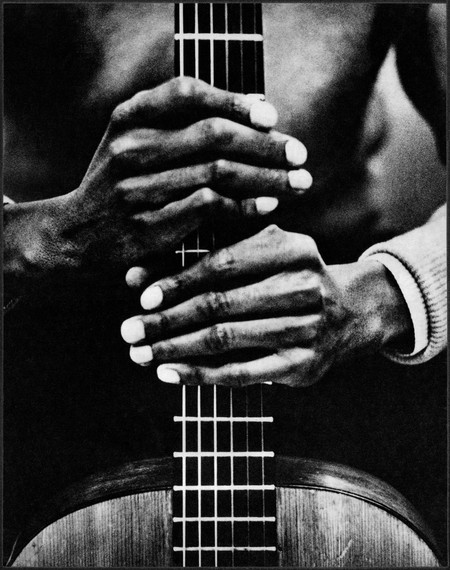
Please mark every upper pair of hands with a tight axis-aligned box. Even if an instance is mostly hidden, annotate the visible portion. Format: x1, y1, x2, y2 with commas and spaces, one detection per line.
56, 76, 311, 275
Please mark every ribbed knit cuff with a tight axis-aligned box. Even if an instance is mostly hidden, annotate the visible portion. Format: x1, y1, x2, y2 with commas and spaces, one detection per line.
365, 252, 428, 357
360, 204, 446, 365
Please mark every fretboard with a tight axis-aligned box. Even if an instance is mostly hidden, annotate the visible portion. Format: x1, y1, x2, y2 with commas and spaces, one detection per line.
172, 4, 276, 567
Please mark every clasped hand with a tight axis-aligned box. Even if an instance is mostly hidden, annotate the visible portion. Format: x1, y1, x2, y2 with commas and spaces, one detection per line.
120, 226, 378, 388
57, 77, 311, 274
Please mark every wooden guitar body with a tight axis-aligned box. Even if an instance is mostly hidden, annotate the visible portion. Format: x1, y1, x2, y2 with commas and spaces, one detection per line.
12, 457, 441, 567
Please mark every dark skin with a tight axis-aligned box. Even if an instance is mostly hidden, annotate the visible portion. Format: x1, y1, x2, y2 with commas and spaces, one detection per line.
4, 4, 445, 388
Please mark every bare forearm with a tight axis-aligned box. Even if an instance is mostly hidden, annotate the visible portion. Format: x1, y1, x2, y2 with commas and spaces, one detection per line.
328, 260, 413, 362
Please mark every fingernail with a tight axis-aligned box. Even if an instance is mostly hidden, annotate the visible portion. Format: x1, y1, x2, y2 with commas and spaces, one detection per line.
130, 344, 153, 365
255, 197, 279, 215
140, 285, 163, 310
249, 101, 278, 129
125, 266, 149, 289
285, 139, 308, 166
157, 365, 181, 384
121, 317, 145, 344
288, 169, 313, 191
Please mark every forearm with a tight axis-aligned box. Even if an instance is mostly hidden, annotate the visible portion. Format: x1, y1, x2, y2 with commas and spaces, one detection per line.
328, 259, 413, 361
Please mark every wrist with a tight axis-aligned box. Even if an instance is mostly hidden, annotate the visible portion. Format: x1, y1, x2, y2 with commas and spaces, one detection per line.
329, 260, 413, 355
3, 195, 82, 295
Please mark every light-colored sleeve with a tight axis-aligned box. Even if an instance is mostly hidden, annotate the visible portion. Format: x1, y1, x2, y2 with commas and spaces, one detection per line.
359, 203, 447, 364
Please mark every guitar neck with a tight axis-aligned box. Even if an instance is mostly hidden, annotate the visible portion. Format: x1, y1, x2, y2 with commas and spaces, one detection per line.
172, 4, 276, 567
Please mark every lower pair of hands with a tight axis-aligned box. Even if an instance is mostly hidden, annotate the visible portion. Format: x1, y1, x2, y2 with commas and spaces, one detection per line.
121, 225, 405, 387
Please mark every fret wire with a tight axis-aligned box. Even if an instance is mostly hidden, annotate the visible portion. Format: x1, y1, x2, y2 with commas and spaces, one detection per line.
174, 546, 277, 552
174, 516, 275, 522
174, 416, 273, 422
174, 484, 275, 491
174, 32, 263, 41
174, 451, 274, 457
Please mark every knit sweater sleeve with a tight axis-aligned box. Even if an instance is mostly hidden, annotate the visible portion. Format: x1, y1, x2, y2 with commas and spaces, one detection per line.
359, 203, 447, 364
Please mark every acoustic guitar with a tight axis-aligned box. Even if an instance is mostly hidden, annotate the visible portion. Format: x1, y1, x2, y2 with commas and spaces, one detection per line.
10, 4, 442, 567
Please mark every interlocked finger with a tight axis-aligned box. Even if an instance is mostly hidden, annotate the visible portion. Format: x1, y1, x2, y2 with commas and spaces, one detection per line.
110, 76, 278, 131
110, 121, 307, 175
154, 347, 317, 387
150, 315, 321, 361
138, 225, 322, 311
117, 160, 311, 210
121, 271, 322, 344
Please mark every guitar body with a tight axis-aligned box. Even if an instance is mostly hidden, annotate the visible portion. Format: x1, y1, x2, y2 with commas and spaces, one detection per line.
12, 457, 441, 567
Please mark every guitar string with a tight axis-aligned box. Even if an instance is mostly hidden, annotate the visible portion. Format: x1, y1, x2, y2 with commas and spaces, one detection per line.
224, 5, 235, 566
178, 6, 187, 566
256, 7, 267, 563
208, 8, 219, 563
240, 4, 251, 561
194, 6, 203, 566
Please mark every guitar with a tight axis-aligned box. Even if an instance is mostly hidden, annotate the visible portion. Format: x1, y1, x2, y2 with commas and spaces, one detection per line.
10, 4, 442, 567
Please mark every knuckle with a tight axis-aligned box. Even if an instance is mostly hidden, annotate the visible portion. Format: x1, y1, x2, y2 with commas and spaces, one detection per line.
184, 366, 206, 386
282, 232, 320, 265
198, 187, 219, 208
108, 136, 134, 168
228, 368, 251, 389
205, 323, 233, 353
153, 311, 172, 337
261, 223, 284, 239
296, 270, 322, 297
201, 118, 233, 145
210, 247, 236, 276
202, 290, 230, 318
170, 76, 198, 101
110, 101, 130, 127
208, 159, 232, 185
113, 181, 134, 208
304, 314, 323, 341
